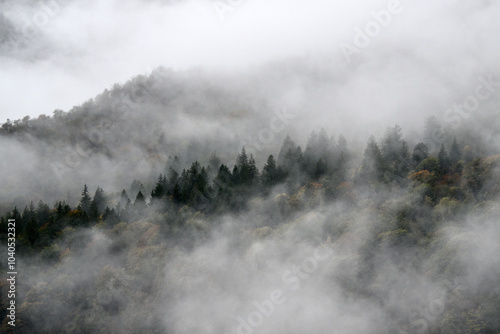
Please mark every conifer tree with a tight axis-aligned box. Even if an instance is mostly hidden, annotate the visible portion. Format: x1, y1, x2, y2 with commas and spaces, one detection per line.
412, 143, 429, 166
449, 137, 462, 164
92, 187, 106, 214
360, 136, 385, 183
80, 184, 92, 214
438, 144, 451, 173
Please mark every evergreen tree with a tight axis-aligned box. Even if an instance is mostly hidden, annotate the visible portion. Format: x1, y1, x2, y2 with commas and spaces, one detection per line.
55, 201, 70, 224
214, 164, 232, 196
195, 166, 209, 193
449, 137, 462, 164
412, 143, 429, 166
261, 155, 285, 186
80, 184, 92, 214
92, 187, 106, 214
24, 215, 39, 245
313, 157, 328, 180
277, 135, 296, 166
89, 200, 100, 221
103, 207, 119, 226
129, 180, 145, 200
166, 167, 179, 195
237, 147, 249, 169
172, 183, 182, 204
36, 200, 51, 226
151, 174, 167, 199
381, 124, 403, 165
393, 140, 411, 178
207, 152, 222, 179
337, 134, 347, 153
235, 147, 251, 185
10, 207, 21, 229
335, 150, 348, 182
360, 136, 385, 183
248, 154, 259, 185
438, 144, 451, 173
23, 202, 39, 245
134, 191, 147, 213
282, 145, 304, 179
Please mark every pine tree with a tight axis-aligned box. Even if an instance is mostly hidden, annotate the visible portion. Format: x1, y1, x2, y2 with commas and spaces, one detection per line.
92, 187, 106, 214
449, 137, 462, 164
129, 180, 145, 199
167, 167, 179, 194
134, 191, 147, 212
381, 124, 403, 165
261, 155, 279, 186
151, 174, 167, 199
89, 200, 100, 221
277, 135, 296, 166
120, 189, 131, 209
337, 134, 347, 153
10, 207, 21, 229
313, 157, 328, 180
393, 140, 411, 178
36, 200, 50, 226
236, 147, 251, 185
80, 184, 92, 214
24, 215, 39, 245
208, 152, 222, 179
172, 183, 182, 204
360, 136, 385, 183
23, 202, 39, 245
248, 154, 259, 185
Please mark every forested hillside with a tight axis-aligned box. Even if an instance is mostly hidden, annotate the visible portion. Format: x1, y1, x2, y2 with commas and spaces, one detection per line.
1, 115, 499, 333
1, 0, 500, 333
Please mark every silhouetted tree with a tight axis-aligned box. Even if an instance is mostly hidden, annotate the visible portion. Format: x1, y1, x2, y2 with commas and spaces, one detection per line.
151, 174, 167, 199
261, 155, 286, 186
79, 184, 92, 214
92, 187, 106, 214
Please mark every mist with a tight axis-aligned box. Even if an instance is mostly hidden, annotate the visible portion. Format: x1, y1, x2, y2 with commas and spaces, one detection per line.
1, 0, 500, 333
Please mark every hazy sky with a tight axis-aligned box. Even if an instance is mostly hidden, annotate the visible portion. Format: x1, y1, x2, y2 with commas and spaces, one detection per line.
0, 0, 499, 121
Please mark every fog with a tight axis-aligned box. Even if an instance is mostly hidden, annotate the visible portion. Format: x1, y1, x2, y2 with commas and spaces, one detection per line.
1, 0, 499, 121
11, 189, 500, 333
1, 0, 500, 333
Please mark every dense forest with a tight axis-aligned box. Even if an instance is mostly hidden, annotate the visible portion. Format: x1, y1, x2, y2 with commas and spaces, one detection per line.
1, 110, 499, 332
